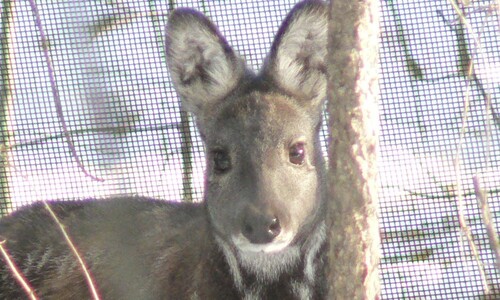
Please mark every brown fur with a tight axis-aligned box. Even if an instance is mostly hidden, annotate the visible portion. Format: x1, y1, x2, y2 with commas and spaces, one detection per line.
0, 1, 328, 299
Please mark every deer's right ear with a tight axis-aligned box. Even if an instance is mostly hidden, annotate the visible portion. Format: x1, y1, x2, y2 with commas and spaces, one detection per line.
165, 9, 245, 116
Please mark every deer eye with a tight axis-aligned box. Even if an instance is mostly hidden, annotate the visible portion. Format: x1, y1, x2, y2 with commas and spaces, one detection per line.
289, 142, 306, 165
212, 149, 231, 173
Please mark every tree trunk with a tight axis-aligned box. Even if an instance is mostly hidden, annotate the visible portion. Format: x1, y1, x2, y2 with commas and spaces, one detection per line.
326, 0, 381, 299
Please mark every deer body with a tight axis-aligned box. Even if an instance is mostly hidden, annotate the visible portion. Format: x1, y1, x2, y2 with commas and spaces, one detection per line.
0, 1, 328, 299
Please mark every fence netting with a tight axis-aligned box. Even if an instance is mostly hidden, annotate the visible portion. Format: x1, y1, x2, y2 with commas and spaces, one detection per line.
0, 0, 499, 298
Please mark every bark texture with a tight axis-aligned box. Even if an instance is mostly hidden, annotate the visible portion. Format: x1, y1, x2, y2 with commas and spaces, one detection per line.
327, 0, 381, 299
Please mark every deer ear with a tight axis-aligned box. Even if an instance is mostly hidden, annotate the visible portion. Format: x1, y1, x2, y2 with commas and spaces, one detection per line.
165, 9, 246, 116
262, 1, 328, 110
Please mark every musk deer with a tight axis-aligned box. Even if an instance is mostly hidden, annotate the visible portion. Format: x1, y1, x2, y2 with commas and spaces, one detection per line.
0, 1, 328, 299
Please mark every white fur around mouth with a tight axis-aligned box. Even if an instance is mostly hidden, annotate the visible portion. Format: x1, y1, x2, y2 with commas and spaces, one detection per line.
232, 231, 294, 253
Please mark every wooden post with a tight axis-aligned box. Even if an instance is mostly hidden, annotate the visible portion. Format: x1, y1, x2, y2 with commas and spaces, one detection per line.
326, 0, 381, 299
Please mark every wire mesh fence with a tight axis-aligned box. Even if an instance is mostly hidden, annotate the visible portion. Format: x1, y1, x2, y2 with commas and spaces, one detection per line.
0, 0, 499, 298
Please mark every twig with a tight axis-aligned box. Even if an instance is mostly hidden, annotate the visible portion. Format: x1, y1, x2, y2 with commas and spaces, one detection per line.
386, 0, 424, 80
27, 0, 103, 182
150, 1, 194, 202
448, 0, 490, 293
0, 240, 39, 300
89, 10, 169, 38
43, 202, 101, 300
473, 175, 500, 273
7, 122, 180, 151
438, 4, 500, 131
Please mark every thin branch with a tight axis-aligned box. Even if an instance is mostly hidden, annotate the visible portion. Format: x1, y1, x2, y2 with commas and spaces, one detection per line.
380, 184, 500, 200
438, 4, 500, 26
496, 1, 500, 31
8, 122, 180, 150
385, 0, 432, 144
27, 0, 103, 182
70, 0, 168, 38
179, 111, 194, 202
386, 0, 424, 80
89, 10, 169, 38
155, 1, 194, 202
42, 202, 101, 300
0, 240, 39, 300
0, 0, 13, 215
0, 143, 12, 214
448, 0, 490, 293
440, 2, 500, 130
473, 175, 500, 274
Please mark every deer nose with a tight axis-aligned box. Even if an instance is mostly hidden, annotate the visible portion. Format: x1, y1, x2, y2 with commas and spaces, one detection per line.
242, 211, 281, 244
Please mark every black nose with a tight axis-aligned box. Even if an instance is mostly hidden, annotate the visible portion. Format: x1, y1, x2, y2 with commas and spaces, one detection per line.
242, 212, 281, 244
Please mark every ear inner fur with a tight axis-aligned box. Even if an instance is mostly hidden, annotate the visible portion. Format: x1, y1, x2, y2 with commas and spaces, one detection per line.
165, 9, 246, 116
262, 0, 327, 108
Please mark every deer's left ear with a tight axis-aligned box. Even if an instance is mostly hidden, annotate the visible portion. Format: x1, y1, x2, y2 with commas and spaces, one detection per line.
262, 1, 328, 110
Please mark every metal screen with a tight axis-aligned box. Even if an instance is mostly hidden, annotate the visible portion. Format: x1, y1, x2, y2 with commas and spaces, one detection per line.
379, 1, 500, 299
0, 0, 499, 298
